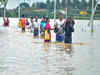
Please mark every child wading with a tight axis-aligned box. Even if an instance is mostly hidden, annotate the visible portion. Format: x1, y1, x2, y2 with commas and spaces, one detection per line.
44, 18, 51, 42
21, 15, 26, 32
54, 16, 64, 42
33, 17, 39, 37
64, 17, 75, 44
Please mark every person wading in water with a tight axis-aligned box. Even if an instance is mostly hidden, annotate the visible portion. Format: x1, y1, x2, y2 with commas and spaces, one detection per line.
64, 16, 75, 44
54, 16, 64, 42
44, 17, 51, 42
21, 15, 26, 32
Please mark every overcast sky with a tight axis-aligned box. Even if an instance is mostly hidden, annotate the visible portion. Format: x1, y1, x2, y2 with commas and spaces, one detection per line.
6, 0, 99, 9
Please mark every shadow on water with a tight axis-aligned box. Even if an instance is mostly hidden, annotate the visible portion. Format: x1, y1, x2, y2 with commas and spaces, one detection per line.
44, 42, 50, 52
55, 43, 74, 75
64, 44, 73, 55
43, 42, 75, 75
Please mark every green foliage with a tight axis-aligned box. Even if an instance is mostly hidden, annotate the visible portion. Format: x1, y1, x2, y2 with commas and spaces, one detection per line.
32, 3, 36, 8
89, 0, 92, 9
32, 2, 47, 9
88, 0, 96, 9
67, 0, 72, 8
46, 0, 50, 9
61, 0, 66, 8
56, 0, 61, 9
73, 0, 81, 9
0, 0, 8, 8
50, 1, 54, 9
97, 4, 100, 10
20, 2, 30, 8
0, 0, 100, 19
80, 0, 88, 9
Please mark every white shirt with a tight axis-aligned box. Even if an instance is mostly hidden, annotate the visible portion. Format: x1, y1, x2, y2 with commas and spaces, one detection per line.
55, 20, 65, 28
33, 21, 39, 28
55, 19, 65, 34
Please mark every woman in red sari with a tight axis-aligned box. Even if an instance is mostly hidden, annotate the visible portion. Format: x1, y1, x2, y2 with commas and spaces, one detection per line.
21, 15, 26, 32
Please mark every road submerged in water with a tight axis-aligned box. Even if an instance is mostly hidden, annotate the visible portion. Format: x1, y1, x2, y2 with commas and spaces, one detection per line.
0, 20, 100, 75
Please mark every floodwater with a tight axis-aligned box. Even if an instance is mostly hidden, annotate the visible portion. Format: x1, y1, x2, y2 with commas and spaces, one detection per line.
0, 18, 100, 75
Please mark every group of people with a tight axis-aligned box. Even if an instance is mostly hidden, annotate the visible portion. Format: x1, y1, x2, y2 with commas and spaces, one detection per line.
55, 16, 75, 44
18, 15, 75, 44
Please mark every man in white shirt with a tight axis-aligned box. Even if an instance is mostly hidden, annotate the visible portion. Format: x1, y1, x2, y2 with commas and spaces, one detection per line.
54, 16, 65, 42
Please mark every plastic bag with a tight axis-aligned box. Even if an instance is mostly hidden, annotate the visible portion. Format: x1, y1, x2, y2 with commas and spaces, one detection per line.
18, 21, 21, 28
44, 30, 50, 40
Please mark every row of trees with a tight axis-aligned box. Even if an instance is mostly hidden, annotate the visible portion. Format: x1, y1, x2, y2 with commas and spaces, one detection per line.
0, 0, 98, 10
0, 0, 8, 17
0, 0, 8, 8
31, 0, 97, 9
46, 0, 97, 9
0, 0, 100, 18
17, 0, 98, 9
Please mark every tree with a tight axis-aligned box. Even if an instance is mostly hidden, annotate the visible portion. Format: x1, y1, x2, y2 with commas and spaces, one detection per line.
32, 2, 47, 9
36, 2, 40, 9
40, 2, 47, 9
73, 0, 81, 9
32, 3, 35, 8
97, 4, 100, 10
80, 0, 88, 9
67, 0, 72, 8
0, 0, 8, 17
0, 0, 2, 7
20, 2, 30, 8
61, 0, 66, 8
50, 1, 54, 9
0, 0, 8, 7
57, 0, 60, 9
94, 0, 96, 8
46, 0, 50, 9
71, 0, 75, 8
88, 0, 92, 9
88, 0, 96, 9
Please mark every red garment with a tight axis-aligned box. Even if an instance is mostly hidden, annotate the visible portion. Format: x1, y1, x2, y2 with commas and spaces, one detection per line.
4, 19, 8, 26
45, 23, 50, 30
21, 18, 26, 28
44, 22, 51, 41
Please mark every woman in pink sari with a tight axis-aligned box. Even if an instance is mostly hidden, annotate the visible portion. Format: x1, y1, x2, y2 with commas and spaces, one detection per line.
44, 18, 51, 42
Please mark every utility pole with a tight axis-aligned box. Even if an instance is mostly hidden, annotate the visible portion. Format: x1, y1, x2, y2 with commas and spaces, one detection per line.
3, 0, 6, 18
66, 0, 68, 18
66, 8, 68, 18
90, 0, 98, 34
54, 0, 56, 23
35, 0, 37, 8
18, 0, 21, 19
4, 4, 6, 18
18, 4, 20, 19
3, 0, 8, 18
91, 0, 94, 33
